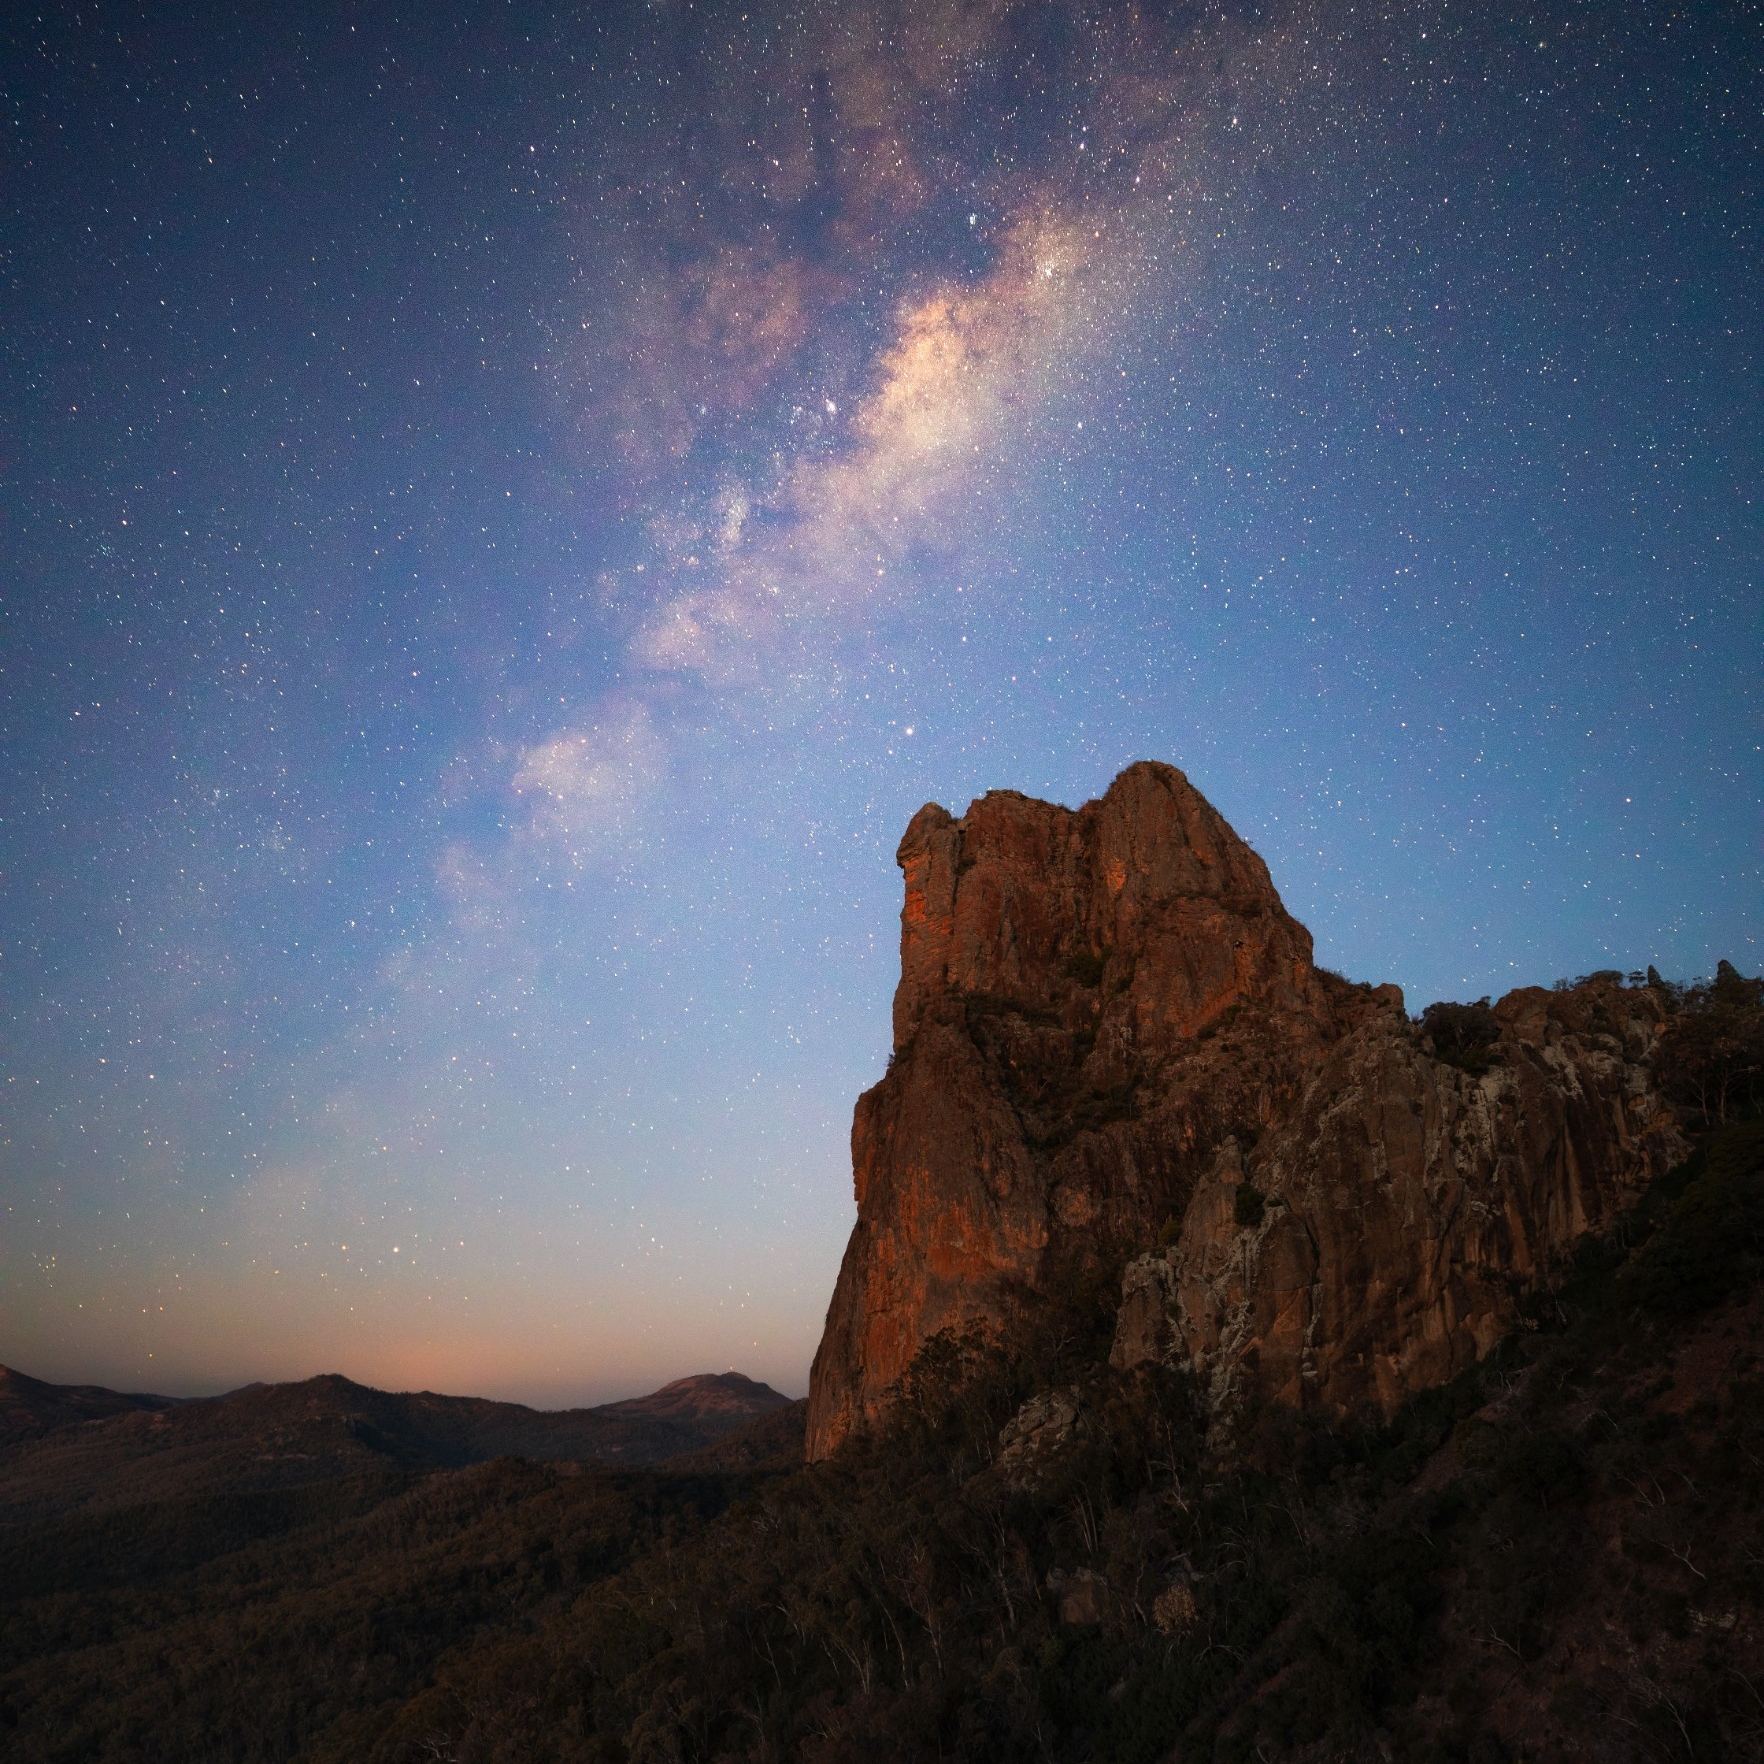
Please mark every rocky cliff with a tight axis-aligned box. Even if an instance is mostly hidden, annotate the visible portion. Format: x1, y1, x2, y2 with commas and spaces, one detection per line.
805, 762, 1686, 1459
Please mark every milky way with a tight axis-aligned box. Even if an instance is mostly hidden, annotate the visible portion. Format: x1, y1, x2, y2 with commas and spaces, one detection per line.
4, 1, 1757, 1403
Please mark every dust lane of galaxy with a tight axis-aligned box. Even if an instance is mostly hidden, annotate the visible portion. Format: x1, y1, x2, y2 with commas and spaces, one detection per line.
3, 0, 1757, 1403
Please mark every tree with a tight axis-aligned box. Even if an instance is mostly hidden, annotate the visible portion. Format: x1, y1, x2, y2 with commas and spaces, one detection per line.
1655, 961, 1764, 1125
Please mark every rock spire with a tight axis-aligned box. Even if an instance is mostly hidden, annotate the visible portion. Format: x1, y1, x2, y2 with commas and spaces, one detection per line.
805, 762, 1684, 1460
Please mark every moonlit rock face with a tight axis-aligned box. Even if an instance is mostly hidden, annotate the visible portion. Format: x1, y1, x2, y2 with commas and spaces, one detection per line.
805, 762, 1688, 1461
888, 760, 1324, 1056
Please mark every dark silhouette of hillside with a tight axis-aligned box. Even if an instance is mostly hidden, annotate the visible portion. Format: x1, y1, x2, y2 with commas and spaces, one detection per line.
0, 1121, 1758, 1762
0, 1368, 790, 1525
0, 1364, 183, 1445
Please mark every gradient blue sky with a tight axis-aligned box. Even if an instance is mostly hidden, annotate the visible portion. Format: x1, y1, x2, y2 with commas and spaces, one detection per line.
4, 0, 1758, 1405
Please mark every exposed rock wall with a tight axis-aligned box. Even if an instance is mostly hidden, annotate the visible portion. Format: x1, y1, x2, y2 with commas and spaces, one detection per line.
1111, 983, 1686, 1423
805, 762, 1686, 1460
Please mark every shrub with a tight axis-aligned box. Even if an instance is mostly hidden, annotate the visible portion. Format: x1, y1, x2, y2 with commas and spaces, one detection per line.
1065, 947, 1109, 988
1420, 999, 1501, 1073
1624, 1118, 1764, 1318
1654, 960, 1764, 1125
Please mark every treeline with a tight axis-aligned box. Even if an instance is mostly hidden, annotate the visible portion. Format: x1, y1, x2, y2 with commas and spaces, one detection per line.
1650, 960, 1764, 1126
1420, 960, 1764, 1120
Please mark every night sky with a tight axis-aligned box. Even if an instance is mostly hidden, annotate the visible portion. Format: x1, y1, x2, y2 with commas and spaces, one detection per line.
4, 1, 1758, 1406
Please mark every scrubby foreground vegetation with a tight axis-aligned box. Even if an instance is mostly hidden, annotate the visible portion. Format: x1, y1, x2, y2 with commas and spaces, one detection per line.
3, 974, 1762, 1763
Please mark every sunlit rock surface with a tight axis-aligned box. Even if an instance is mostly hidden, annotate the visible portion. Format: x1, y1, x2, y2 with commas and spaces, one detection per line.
1113, 981, 1687, 1425
805, 761, 1685, 1459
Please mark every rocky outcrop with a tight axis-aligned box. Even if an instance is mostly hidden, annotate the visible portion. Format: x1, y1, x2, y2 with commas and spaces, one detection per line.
995, 1388, 1084, 1481
804, 762, 1686, 1459
1110, 982, 1685, 1424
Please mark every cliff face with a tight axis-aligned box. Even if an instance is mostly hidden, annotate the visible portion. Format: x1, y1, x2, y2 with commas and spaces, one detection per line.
804, 762, 1686, 1460
1110, 982, 1685, 1424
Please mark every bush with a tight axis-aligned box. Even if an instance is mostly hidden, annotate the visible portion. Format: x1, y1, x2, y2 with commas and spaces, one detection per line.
1065, 947, 1109, 988
1654, 960, 1764, 1125
1624, 1118, 1764, 1318
1420, 999, 1501, 1073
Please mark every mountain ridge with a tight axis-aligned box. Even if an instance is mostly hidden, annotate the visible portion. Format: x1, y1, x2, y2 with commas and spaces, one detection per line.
0, 1365, 790, 1525
0, 1363, 185, 1445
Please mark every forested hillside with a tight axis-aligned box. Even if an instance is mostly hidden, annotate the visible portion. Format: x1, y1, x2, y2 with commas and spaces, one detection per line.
3, 1112, 1759, 1762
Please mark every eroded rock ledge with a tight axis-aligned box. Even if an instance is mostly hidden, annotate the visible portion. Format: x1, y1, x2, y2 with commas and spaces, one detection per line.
805, 762, 1684, 1459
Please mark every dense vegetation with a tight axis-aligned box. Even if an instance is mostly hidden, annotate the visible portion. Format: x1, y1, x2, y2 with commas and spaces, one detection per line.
1652, 961, 1764, 1126
3, 976, 1760, 1763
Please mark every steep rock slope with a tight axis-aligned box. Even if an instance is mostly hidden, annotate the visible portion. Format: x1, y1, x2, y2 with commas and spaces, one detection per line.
1112, 980, 1686, 1423
806, 762, 1685, 1457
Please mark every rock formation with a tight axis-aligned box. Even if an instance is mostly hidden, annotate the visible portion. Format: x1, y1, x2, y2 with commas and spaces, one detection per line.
1109, 981, 1686, 1424
804, 762, 1686, 1459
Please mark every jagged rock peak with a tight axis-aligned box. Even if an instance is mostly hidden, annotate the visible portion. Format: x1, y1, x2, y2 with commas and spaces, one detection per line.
808, 762, 1347, 1461
805, 761, 1687, 1463
889, 760, 1327, 1056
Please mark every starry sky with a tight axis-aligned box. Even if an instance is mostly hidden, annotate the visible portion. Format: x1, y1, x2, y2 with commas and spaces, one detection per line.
4, 0, 1758, 1406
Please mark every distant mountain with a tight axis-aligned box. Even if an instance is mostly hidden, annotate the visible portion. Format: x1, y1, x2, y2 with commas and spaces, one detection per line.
0, 1364, 183, 1445
0, 1367, 791, 1525
663, 1398, 808, 1472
